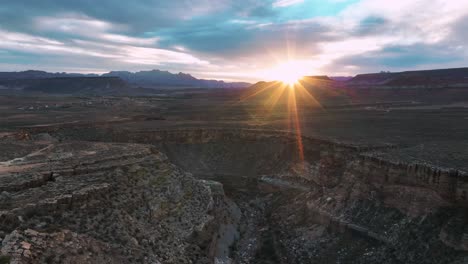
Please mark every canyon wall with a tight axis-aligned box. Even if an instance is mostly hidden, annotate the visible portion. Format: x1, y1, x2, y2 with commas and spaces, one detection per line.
35, 126, 467, 208
17, 127, 468, 262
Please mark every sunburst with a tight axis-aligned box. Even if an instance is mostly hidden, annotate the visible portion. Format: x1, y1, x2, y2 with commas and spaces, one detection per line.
239, 77, 323, 163
262, 60, 310, 86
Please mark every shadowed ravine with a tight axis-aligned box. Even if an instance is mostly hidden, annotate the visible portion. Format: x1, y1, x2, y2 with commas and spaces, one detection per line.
63, 128, 468, 263
1, 128, 467, 263
143, 129, 467, 263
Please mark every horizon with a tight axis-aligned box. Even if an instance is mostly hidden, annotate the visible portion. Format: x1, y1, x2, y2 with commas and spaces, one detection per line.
4, 65, 468, 84
1, 0, 468, 82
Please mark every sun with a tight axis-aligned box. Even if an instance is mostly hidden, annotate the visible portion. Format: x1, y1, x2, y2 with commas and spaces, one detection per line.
261, 60, 310, 86
281, 74, 300, 87
241, 60, 323, 163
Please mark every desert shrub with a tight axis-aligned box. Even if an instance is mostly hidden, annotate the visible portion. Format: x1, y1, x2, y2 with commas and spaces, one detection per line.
0, 255, 11, 264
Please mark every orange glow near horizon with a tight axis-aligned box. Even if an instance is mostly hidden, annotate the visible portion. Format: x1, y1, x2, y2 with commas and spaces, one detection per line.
238, 78, 324, 163
288, 83, 305, 161
237, 36, 323, 163
261, 60, 311, 86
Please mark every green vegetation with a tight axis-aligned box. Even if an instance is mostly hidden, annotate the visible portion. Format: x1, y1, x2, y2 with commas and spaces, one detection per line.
0, 255, 11, 264
135, 168, 148, 177
184, 188, 194, 199
150, 175, 168, 186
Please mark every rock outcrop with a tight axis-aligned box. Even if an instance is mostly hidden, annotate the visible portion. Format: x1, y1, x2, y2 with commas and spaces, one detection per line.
1, 128, 467, 263
0, 140, 236, 263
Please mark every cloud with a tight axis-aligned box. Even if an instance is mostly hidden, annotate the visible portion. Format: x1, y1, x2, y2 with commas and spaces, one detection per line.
331, 42, 462, 72
34, 14, 160, 46
316, 0, 468, 74
0, 10, 213, 69
273, 0, 304, 8
0, 0, 232, 34
1, 0, 468, 80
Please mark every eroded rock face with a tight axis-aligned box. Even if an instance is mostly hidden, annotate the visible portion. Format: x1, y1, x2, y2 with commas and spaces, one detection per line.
116, 129, 467, 263
1, 128, 467, 263
0, 140, 234, 263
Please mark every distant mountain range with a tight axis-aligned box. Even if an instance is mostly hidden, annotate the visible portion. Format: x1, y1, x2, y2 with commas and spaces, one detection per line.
103, 70, 251, 88
0, 70, 251, 89
1, 67, 468, 96
0, 70, 99, 80
20, 77, 131, 95
347, 67, 468, 87
246, 68, 468, 106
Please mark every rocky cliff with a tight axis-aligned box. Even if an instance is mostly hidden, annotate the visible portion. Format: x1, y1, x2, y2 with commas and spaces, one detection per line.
1, 128, 467, 263
0, 140, 239, 263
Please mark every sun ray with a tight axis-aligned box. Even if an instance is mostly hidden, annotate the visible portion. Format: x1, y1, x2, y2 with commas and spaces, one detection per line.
249, 82, 287, 122
228, 36, 321, 161
264, 82, 287, 110
287, 85, 305, 161
287, 86, 294, 132
295, 81, 325, 110
244, 82, 286, 122
238, 81, 279, 102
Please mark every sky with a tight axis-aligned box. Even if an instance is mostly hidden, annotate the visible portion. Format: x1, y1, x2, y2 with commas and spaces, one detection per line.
0, 0, 467, 82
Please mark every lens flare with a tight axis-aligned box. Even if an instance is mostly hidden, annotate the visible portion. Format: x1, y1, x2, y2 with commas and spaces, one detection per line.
287, 83, 305, 161
238, 39, 323, 162
262, 60, 310, 86
238, 78, 324, 163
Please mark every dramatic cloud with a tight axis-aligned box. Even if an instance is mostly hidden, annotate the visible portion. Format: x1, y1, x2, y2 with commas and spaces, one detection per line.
0, 0, 467, 81
273, 0, 305, 8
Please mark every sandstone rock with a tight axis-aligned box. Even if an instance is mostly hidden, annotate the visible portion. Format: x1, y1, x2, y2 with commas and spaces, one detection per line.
20, 242, 31, 250
0, 141, 225, 263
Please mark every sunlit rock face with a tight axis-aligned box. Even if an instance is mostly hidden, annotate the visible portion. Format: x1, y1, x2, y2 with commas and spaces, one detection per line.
1, 128, 467, 263
0, 141, 232, 263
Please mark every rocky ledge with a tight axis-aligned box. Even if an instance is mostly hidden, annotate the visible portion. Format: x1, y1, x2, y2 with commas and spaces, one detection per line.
0, 139, 234, 263
1, 128, 468, 264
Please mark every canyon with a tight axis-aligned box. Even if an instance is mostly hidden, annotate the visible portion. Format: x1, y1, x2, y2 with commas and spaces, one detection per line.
1, 127, 467, 263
